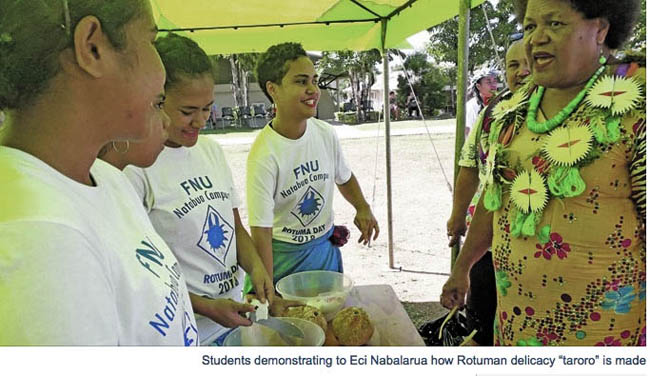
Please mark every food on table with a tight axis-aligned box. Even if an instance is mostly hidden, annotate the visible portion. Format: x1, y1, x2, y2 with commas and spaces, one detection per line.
324, 324, 340, 346
282, 305, 328, 332
331, 306, 374, 346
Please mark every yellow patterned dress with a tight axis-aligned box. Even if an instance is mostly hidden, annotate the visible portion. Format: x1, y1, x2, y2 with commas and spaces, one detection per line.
482, 63, 646, 346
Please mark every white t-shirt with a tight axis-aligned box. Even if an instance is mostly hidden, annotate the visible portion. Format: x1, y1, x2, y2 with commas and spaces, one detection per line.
465, 96, 482, 137
0, 147, 198, 345
247, 118, 352, 244
124, 136, 243, 345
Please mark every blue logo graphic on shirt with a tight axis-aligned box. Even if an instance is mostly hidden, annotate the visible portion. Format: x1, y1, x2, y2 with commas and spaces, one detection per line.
197, 205, 234, 267
182, 311, 199, 346
291, 186, 325, 227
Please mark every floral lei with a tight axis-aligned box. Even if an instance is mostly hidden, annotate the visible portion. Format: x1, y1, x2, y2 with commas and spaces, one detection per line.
482, 65, 646, 240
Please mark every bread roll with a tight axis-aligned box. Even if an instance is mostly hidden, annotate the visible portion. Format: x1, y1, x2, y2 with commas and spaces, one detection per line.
331, 307, 374, 346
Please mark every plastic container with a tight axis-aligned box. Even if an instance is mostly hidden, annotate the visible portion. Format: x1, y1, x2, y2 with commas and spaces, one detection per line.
222, 317, 325, 346
276, 271, 354, 320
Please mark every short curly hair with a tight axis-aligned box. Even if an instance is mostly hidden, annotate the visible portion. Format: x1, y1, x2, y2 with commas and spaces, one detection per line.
255, 42, 307, 103
512, 0, 640, 49
154, 33, 215, 90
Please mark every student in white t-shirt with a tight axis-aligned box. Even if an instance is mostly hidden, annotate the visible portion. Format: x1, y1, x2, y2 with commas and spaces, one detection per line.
246, 43, 379, 290
0, 1, 198, 345
123, 34, 276, 345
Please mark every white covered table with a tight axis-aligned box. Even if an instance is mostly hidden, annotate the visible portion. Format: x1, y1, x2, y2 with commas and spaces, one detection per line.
344, 284, 425, 346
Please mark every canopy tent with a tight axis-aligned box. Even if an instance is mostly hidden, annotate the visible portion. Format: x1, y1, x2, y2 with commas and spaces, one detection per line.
151, 0, 483, 54
150, 0, 484, 269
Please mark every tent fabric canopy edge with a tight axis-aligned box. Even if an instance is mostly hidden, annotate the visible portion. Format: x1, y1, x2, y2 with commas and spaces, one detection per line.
151, 0, 485, 54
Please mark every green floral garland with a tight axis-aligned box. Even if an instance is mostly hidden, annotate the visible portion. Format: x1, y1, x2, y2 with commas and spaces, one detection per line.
482, 67, 645, 239
526, 65, 605, 134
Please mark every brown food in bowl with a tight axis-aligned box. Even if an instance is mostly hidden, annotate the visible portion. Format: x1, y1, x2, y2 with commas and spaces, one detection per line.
331, 307, 374, 346
282, 305, 328, 332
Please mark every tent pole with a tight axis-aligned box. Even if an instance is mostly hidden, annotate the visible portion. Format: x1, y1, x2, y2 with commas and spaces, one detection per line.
383, 50, 397, 270
451, 0, 471, 269
380, 19, 397, 271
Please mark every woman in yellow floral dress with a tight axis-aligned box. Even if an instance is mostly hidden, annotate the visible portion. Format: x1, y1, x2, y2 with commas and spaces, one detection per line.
441, 0, 645, 346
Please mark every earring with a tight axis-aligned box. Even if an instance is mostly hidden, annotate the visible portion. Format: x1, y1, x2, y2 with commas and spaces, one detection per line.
112, 141, 130, 154
598, 47, 607, 65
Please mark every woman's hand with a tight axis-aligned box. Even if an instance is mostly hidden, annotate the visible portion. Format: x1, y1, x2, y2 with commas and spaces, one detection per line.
248, 264, 274, 305
336, 174, 379, 246
197, 297, 256, 328
354, 205, 380, 246
245, 294, 303, 316
446, 214, 467, 247
268, 296, 304, 317
440, 269, 470, 310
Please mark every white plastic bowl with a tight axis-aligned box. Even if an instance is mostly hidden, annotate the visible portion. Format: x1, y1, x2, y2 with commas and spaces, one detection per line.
222, 317, 325, 346
276, 271, 354, 320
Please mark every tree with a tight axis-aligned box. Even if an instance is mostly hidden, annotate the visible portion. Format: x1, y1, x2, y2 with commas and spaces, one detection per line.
226, 53, 259, 109
428, 0, 646, 68
427, 1, 518, 72
211, 54, 259, 110
624, 0, 646, 53
396, 52, 455, 116
319, 49, 382, 120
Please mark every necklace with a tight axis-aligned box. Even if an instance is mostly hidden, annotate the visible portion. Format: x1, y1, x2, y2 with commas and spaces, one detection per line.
539, 105, 548, 121
526, 65, 606, 134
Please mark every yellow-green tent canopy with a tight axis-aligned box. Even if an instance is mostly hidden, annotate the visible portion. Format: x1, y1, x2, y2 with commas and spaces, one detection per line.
151, 0, 484, 54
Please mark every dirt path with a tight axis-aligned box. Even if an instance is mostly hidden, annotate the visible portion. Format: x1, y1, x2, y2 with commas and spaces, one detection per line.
218, 128, 457, 305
